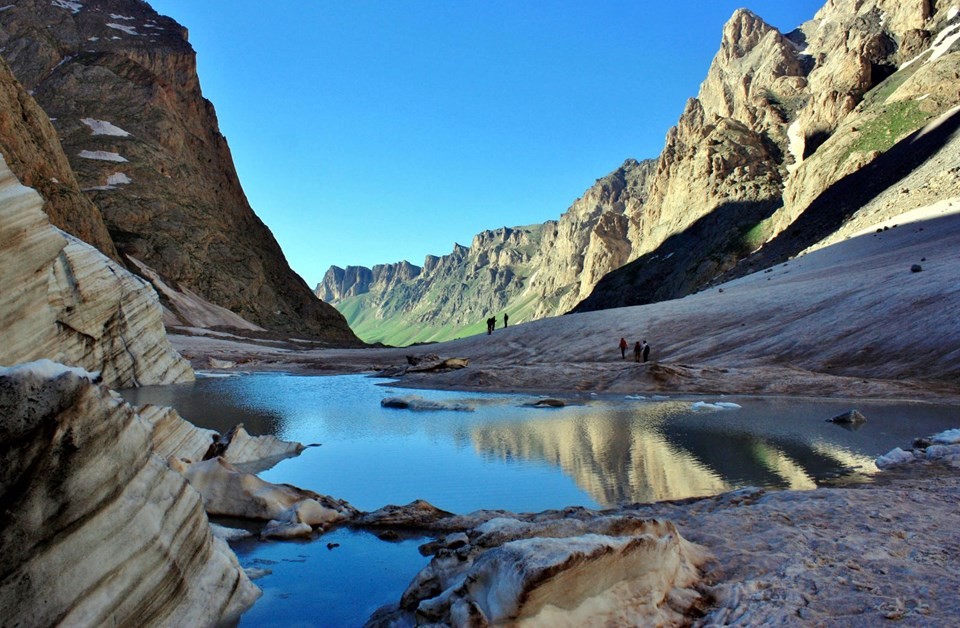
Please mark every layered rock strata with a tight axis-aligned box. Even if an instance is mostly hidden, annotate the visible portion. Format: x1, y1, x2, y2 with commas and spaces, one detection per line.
0, 363, 260, 626
0, 0, 358, 341
0, 154, 192, 388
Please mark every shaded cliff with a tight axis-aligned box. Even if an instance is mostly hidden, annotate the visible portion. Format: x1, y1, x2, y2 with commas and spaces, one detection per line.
0, 0, 358, 342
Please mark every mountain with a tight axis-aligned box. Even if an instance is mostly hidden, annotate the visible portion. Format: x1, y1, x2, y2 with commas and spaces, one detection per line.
322, 0, 959, 343
577, 1, 960, 310
0, 0, 358, 342
318, 158, 656, 345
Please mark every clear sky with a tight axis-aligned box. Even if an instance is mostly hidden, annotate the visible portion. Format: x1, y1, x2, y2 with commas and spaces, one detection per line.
148, 0, 825, 289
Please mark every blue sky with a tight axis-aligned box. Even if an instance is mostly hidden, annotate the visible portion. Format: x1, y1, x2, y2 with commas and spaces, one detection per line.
148, 0, 824, 289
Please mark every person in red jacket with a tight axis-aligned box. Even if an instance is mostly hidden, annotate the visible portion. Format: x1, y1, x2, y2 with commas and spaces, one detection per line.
619, 337, 628, 359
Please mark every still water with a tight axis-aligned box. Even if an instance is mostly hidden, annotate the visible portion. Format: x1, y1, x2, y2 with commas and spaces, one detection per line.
123, 372, 958, 626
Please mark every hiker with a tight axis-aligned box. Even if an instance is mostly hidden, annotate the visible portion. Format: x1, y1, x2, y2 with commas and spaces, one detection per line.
619, 337, 628, 359
641, 340, 650, 363
633, 341, 642, 363
486, 317, 495, 335
504, 313, 509, 327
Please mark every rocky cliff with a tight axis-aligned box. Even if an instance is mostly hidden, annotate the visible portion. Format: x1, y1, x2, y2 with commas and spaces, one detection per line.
319, 159, 655, 345
322, 0, 959, 339
0, 362, 259, 625
0, 0, 358, 342
579, 0, 960, 311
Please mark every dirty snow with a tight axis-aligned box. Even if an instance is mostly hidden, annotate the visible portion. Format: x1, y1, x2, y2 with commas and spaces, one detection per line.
51, 0, 81, 13
0, 359, 99, 381
107, 23, 138, 36
78, 150, 127, 162
106, 172, 132, 186
81, 118, 131, 137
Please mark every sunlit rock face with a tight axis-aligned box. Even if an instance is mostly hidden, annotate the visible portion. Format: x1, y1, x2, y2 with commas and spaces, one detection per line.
318, 160, 656, 344
0, 364, 259, 626
326, 0, 958, 331
0, 0, 358, 341
579, 0, 960, 311
371, 517, 708, 627
0, 155, 192, 388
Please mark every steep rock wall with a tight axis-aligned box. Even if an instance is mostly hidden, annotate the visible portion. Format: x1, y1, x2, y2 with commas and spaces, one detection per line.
0, 0, 358, 341
0, 56, 118, 261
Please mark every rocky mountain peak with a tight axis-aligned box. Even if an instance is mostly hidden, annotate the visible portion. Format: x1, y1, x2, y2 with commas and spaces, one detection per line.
719, 9, 778, 60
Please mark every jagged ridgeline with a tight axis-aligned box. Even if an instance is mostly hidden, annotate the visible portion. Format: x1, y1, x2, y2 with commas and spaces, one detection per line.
0, 0, 358, 342
321, 1, 960, 346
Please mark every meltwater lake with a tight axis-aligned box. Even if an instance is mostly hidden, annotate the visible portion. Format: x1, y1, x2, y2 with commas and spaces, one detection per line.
122, 372, 959, 626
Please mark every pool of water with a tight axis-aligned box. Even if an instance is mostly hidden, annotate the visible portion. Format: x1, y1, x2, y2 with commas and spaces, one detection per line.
122, 372, 959, 626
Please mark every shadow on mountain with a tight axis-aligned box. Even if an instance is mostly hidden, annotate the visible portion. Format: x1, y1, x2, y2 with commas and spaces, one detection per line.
721, 106, 960, 281
571, 198, 780, 313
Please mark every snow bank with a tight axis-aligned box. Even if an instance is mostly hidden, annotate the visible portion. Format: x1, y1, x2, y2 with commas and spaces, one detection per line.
0, 358, 99, 381
875, 447, 915, 468
81, 118, 131, 137
931, 429, 960, 445
106, 23, 138, 35
78, 150, 127, 162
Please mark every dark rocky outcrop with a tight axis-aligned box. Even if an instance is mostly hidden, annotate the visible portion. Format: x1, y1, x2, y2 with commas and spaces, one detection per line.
0, 0, 358, 341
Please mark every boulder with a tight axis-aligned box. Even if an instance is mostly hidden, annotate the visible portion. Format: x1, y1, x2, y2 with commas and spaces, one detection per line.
827, 409, 868, 425
0, 363, 259, 626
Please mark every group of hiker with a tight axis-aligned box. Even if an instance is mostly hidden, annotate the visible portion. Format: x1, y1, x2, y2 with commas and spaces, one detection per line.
619, 337, 650, 363
486, 313, 508, 335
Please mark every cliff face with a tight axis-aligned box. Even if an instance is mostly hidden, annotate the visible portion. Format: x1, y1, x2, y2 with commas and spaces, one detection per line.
0, 56, 118, 261
320, 159, 655, 345
577, 0, 960, 311
0, 0, 358, 342
327, 0, 956, 342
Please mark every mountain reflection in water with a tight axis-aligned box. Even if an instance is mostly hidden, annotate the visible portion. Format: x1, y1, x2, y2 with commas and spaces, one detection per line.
121, 373, 959, 626
123, 372, 958, 511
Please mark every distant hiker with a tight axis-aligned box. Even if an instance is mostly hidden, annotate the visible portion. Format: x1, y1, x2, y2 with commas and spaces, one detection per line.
619, 337, 628, 359
486, 317, 495, 335
641, 340, 650, 363
633, 341, 642, 363
504, 313, 509, 327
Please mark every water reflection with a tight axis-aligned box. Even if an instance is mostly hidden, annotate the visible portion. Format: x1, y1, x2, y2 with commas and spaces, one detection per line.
120, 373, 958, 627
121, 373, 958, 512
